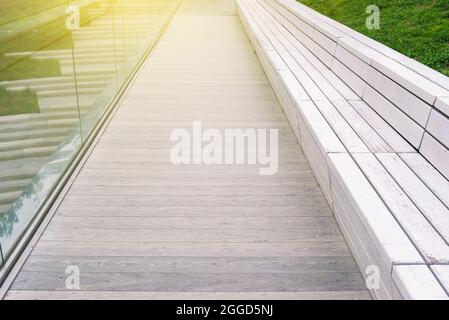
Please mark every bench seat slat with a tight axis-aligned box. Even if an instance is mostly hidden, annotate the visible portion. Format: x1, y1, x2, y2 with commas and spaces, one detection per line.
377, 153, 449, 244
333, 43, 432, 130
365, 67, 432, 128
332, 100, 392, 153
435, 97, 449, 118
331, 59, 366, 97
250, 0, 384, 154
419, 133, 449, 180
259, 0, 358, 100
392, 265, 448, 300
363, 86, 424, 149
353, 153, 449, 264
426, 110, 449, 151
313, 100, 369, 153
248, 1, 328, 101
334, 46, 370, 85
348, 100, 414, 153
430, 265, 449, 295
399, 153, 449, 209
329, 154, 424, 266
264, 0, 334, 67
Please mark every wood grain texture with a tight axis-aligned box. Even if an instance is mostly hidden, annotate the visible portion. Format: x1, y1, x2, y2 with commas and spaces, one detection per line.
6, 0, 368, 299
4, 290, 372, 300
237, 0, 449, 299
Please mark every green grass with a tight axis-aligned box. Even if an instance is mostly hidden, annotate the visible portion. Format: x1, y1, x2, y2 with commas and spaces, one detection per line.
297, 0, 449, 76
0, 0, 67, 25
0, 55, 61, 82
0, 55, 59, 116
0, 87, 39, 116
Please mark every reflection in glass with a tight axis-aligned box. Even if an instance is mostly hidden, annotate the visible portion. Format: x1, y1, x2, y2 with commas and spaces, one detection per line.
0, 0, 82, 257
0, 0, 180, 266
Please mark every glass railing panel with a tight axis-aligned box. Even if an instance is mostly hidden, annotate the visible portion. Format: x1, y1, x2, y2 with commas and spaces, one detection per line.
0, 0, 180, 269
67, 0, 120, 140
113, 0, 145, 88
0, 0, 83, 261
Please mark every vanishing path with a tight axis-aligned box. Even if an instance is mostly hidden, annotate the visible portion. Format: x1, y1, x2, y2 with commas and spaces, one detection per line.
4, 0, 370, 299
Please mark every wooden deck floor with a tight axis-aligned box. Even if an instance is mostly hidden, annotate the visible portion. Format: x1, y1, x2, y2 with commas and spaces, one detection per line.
4, 0, 370, 300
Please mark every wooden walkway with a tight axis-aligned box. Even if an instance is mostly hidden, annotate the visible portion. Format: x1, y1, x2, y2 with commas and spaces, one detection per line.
4, 0, 370, 300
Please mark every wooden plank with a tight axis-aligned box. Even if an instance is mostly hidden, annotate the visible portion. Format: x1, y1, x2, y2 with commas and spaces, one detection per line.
331, 100, 393, 153
273, 77, 303, 141
60, 194, 327, 207
331, 58, 365, 97
73, 175, 317, 187
299, 122, 333, 204
48, 216, 337, 231
377, 153, 449, 244
392, 265, 448, 300
40, 227, 343, 243
399, 153, 449, 209
68, 184, 323, 197
32, 240, 352, 258
331, 174, 395, 299
56, 204, 332, 218
426, 110, 449, 149
365, 67, 431, 127
297, 100, 346, 154
22, 256, 360, 274
260, 0, 359, 100
430, 265, 449, 294
313, 100, 369, 153
435, 97, 449, 118
371, 57, 447, 105
75, 169, 311, 180
331, 180, 404, 300
336, 36, 384, 65
261, 0, 334, 68
328, 153, 423, 268
311, 25, 337, 55
334, 45, 370, 83
419, 133, 449, 180
353, 153, 449, 263
11, 270, 366, 292
295, 99, 346, 204
362, 86, 424, 148
348, 100, 414, 153
247, 4, 327, 102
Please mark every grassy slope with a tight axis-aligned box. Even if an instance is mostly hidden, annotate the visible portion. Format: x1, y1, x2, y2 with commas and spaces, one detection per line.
0, 56, 61, 116
0, 56, 61, 82
0, 0, 65, 117
297, 0, 449, 76
0, 87, 39, 116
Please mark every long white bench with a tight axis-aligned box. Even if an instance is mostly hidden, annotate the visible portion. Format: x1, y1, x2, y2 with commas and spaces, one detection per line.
236, 0, 449, 299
